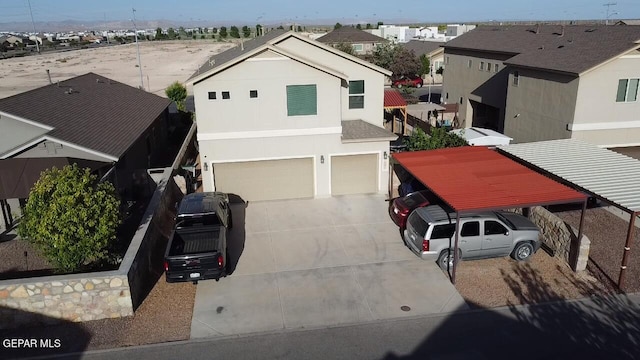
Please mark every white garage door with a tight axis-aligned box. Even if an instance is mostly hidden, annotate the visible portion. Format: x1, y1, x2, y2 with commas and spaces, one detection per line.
213, 158, 314, 201
331, 153, 378, 196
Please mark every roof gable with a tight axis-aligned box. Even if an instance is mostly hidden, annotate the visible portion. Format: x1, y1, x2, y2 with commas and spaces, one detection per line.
317, 27, 388, 44
401, 40, 444, 57
0, 73, 171, 159
445, 25, 640, 75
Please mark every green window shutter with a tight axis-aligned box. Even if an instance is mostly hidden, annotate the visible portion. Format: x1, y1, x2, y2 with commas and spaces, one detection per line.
616, 79, 628, 102
287, 85, 317, 116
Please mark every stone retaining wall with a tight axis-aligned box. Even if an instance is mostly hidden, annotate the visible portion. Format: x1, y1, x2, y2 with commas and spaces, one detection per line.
0, 167, 178, 329
512, 206, 590, 271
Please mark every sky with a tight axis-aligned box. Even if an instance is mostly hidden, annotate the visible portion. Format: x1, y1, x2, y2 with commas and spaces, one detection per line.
3, 0, 640, 25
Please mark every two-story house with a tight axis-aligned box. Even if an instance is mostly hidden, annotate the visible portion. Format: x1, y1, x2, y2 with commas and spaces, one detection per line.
443, 25, 640, 147
317, 26, 388, 55
187, 30, 396, 202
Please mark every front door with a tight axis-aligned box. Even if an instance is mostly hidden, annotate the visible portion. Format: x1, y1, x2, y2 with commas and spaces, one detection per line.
482, 220, 513, 256
458, 221, 483, 258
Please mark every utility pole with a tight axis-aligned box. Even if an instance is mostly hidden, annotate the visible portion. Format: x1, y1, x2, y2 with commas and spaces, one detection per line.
131, 8, 144, 90
603, 2, 618, 25
27, 0, 40, 54
104, 13, 110, 45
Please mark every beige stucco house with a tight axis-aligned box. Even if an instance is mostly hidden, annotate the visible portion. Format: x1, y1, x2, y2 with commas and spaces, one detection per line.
442, 25, 640, 147
187, 30, 396, 202
317, 26, 388, 55
402, 40, 445, 84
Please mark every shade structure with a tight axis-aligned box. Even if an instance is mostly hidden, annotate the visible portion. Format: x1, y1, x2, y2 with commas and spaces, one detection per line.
392, 146, 587, 212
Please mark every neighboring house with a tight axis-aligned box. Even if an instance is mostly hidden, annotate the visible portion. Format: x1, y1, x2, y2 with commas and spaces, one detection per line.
442, 25, 640, 147
0, 73, 171, 217
445, 24, 476, 37
369, 25, 413, 43
401, 40, 445, 83
415, 27, 446, 41
187, 30, 396, 202
615, 20, 640, 26
317, 26, 388, 55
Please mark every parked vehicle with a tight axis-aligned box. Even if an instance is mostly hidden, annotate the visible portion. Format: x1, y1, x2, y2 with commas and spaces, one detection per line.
164, 192, 232, 283
403, 205, 540, 269
392, 75, 424, 88
389, 190, 438, 230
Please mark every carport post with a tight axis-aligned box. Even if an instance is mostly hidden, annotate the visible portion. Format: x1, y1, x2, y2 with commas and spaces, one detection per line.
452, 212, 461, 284
618, 211, 637, 290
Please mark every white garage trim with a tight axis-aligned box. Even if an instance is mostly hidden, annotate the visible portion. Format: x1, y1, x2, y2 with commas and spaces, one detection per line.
329, 151, 381, 195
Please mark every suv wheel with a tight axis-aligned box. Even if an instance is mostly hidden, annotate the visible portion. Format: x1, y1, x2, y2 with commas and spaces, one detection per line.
437, 249, 456, 270
511, 242, 534, 261
416, 82, 423, 88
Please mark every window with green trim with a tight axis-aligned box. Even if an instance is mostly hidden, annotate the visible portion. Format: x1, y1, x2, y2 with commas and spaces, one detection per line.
286, 84, 317, 116
348, 80, 364, 109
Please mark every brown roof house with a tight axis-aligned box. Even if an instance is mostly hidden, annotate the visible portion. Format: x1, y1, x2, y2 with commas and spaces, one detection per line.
317, 26, 388, 55
402, 40, 445, 83
442, 24, 640, 147
0, 72, 171, 223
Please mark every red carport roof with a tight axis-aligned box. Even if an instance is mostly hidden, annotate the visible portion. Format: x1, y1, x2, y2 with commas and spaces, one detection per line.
384, 89, 407, 108
393, 146, 587, 212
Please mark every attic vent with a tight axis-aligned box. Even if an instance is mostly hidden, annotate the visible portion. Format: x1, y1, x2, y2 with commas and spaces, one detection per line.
65, 88, 75, 94
96, 78, 103, 83
208, 58, 215, 67
585, 28, 597, 32
557, 45, 565, 49
538, 46, 545, 50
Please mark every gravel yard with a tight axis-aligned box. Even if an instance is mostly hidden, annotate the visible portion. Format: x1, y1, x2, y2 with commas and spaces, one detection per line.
0, 236, 53, 280
555, 207, 640, 293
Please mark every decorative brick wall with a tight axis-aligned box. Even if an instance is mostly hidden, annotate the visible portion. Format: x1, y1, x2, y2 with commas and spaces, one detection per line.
512, 206, 590, 271
0, 167, 180, 329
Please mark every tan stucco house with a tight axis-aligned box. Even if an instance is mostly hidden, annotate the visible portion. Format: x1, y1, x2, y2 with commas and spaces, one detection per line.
442, 25, 640, 147
401, 40, 445, 84
187, 30, 396, 202
317, 26, 388, 55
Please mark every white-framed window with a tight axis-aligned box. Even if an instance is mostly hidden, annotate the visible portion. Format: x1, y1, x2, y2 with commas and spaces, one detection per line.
250, 90, 258, 98
222, 91, 230, 99
512, 71, 519, 87
352, 44, 363, 52
487, 63, 492, 72
494, 64, 499, 73
616, 79, 639, 102
208, 91, 216, 100
348, 80, 365, 109
467, 59, 472, 68
479, 61, 484, 71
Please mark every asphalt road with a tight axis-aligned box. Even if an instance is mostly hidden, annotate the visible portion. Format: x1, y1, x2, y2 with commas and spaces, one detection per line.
25, 292, 640, 360
413, 84, 442, 104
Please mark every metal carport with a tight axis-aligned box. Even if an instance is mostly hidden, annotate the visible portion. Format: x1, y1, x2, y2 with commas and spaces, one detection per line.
498, 139, 640, 289
392, 146, 587, 283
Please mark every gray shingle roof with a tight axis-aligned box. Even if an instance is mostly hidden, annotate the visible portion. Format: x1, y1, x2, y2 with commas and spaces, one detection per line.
401, 40, 444, 57
188, 30, 288, 82
0, 73, 171, 159
445, 25, 640, 74
341, 120, 397, 142
317, 27, 388, 44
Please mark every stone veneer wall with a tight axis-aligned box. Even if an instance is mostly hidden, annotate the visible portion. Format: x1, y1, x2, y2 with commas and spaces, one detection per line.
0, 167, 179, 329
512, 206, 590, 272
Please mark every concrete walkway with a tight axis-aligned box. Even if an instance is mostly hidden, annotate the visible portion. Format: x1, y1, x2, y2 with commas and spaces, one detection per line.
191, 195, 467, 338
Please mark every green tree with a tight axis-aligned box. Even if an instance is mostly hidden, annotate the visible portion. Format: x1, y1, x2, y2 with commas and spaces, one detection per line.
389, 48, 421, 77
368, 42, 398, 70
230, 26, 240, 38
18, 165, 120, 272
155, 27, 164, 40
204, 27, 209, 33
356, 24, 362, 30
219, 26, 228, 38
242, 25, 251, 38
200, 34, 205, 39
165, 81, 187, 111
167, 27, 176, 39
377, 21, 384, 28
256, 24, 263, 36
334, 22, 342, 30
366, 23, 372, 29
334, 42, 355, 55
178, 26, 185, 35
277, 25, 285, 30
212, 27, 218, 34
419, 54, 431, 76
405, 128, 468, 151
436, 66, 444, 75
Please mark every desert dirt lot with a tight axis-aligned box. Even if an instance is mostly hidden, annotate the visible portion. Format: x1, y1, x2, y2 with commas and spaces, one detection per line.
0, 40, 234, 99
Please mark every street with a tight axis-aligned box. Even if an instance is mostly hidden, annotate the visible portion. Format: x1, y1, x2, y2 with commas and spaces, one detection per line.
23, 292, 640, 360
413, 84, 442, 104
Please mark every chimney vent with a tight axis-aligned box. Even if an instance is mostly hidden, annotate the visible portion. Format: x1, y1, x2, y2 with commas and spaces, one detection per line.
46, 69, 52, 84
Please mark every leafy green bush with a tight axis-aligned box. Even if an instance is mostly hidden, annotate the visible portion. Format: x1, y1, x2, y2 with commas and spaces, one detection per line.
18, 165, 120, 272
165, 81, 187, 111
404, 127, 468, 151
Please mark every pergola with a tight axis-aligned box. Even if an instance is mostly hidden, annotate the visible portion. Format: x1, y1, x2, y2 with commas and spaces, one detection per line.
392, 146, 587, 283
383, 89, 407, 134
498, 139, 640, 289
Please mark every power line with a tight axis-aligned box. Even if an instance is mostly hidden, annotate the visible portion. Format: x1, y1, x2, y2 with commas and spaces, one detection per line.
603, 2, 618, 25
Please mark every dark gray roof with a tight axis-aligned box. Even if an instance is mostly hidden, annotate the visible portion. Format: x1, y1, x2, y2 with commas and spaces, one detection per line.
188, 30, 288, 82
445, 25, 640, 74
317, 27, 387, 44
0, 73, 171, 159
341, 120, 397, 142
401, 40, 444, 57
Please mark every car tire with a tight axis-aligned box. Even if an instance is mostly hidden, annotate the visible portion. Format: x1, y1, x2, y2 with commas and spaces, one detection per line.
397, 83, 403, 89
416, 83, 423, 88
511, 242, 534, 261
437, 249, 456, 270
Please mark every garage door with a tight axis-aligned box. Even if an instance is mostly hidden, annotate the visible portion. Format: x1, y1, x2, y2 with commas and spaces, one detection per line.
331, 153, 378, 195
213, 158, 314, 201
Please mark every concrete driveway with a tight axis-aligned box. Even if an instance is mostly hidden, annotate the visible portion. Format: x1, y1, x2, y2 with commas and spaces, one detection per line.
190, 195, 468, 339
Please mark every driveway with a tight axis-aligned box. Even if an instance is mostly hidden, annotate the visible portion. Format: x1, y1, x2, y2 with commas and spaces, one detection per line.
190, 195, 468, 338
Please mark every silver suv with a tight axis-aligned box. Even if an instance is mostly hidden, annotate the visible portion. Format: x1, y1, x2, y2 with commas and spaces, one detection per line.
403, 205, 541, 269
